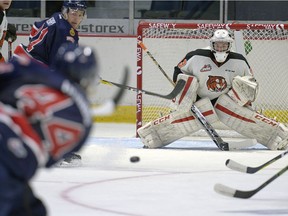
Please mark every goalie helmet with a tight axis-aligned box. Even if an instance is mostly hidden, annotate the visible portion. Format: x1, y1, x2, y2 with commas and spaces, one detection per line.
62, 0, 87, 18
53, 43, 98, 90
210, 29, 233, 63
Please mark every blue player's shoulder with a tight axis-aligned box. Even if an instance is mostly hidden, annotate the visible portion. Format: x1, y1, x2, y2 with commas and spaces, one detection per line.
45, 12, 62, 26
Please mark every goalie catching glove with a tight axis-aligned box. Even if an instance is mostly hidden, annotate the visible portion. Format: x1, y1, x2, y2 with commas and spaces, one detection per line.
227, 75, 259, 106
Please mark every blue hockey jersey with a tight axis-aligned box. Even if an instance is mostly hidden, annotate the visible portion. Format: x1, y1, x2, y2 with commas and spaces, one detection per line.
14, 12, 79, 66
0, 57, 92, 170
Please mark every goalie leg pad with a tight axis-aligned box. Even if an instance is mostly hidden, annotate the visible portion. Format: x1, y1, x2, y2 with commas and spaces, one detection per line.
170, 74, 199, 111
215, 94, 288, 150
137, 98, 218, 148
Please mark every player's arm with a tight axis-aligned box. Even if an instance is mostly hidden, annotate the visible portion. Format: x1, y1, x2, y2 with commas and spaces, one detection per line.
173, 54, 191, 82
173, 66, 183, 83
173, 50, 206, 82
0, 102, 47, 180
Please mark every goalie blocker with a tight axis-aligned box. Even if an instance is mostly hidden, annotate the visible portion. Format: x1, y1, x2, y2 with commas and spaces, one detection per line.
137, 74, 288, 150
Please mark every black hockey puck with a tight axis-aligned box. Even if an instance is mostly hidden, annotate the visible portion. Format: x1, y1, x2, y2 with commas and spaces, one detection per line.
130, 156, 140, 163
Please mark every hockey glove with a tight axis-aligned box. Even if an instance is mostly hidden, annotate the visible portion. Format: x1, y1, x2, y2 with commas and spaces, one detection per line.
5, 23, 17, 42
0, 11, 4, 25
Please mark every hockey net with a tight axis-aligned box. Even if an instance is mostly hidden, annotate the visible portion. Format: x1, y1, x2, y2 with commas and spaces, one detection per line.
136, 22, 288, 137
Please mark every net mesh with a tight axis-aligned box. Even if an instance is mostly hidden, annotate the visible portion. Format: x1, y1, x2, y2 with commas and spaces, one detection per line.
137, 23, 288, 130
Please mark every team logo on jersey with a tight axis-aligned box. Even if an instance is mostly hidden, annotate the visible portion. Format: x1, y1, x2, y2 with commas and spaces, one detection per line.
206, 75, 227, 92
70, 28, 75, 36
44, 118, 84, 159
200, 64, 212, 72
46, 17, 56, 26
178, 59, 187, 68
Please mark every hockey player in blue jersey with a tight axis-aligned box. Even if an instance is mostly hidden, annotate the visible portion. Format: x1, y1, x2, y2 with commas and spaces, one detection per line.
13, 0, 86, 65
13, 0, 88, 165
0, 43, 97, 215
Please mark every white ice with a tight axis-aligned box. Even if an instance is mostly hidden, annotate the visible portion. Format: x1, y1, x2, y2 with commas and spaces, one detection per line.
32, 123, 288, 216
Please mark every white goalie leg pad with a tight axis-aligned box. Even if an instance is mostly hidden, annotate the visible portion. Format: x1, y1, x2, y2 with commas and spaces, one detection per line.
170, 74, 199, 111
137, 98, 218, 148
215, 94, 288, 150
227, 75, 259, 106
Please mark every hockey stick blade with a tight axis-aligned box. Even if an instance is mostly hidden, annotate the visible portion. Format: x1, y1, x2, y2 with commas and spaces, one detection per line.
101, 78, 186, 100
214, 165, 288, 199
226, 149, 288, 174
91, 66, 128, 116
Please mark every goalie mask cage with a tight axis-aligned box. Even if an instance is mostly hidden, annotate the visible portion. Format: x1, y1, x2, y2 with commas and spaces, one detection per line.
136, 21, 288, 135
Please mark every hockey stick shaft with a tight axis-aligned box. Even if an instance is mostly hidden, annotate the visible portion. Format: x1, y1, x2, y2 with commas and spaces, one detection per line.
8, 39, 12, 60
226, 150, 288, 174
191, 104, 229, 151
214, 165, 288, 199
101, 77, 185, 100
138, 41, 175, 86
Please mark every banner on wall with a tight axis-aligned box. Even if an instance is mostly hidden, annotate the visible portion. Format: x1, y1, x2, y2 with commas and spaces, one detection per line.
8, 17, 130, 35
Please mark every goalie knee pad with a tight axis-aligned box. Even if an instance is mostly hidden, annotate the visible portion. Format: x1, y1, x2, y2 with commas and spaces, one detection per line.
215, 94, 288, 150
137, 98, 218, 148
170, 74, 199, 111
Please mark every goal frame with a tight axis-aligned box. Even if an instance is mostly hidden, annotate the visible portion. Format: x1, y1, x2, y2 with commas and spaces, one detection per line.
136, 21, 288, 133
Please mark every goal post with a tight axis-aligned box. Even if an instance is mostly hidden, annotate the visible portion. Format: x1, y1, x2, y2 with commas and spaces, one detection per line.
136, 21, 288, 134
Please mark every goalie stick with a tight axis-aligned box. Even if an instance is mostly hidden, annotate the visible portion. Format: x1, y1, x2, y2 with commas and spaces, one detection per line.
139, 41, 255, 150
92, 67, 185, 116
226, 150, 288, 174
138, 41, 175, 86
214, 165, 288, 199
100, 77, 186, 100
191, 104, 227, 151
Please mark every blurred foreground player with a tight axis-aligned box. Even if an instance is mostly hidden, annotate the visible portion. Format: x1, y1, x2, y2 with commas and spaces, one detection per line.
0, 43, 97, 215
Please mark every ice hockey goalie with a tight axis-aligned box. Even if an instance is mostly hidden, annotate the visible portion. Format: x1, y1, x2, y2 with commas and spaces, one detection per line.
137, 29, 288, 150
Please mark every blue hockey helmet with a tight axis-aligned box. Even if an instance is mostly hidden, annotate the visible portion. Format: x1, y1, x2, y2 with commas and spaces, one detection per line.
63, 0, 87, 10
62, 0, 87, 17
53, 43, 98, 89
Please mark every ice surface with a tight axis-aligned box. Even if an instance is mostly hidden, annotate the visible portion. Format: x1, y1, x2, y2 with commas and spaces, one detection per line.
32, 123, 288, 216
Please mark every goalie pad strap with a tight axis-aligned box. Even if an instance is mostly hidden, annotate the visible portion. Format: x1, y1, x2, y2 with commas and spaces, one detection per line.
215, 94, 288, 150
137, 98, 218, 148
227, 75, 258, 106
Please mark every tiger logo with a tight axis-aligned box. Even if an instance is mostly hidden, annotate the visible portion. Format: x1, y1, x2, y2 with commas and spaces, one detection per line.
206, 75, 227, 92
